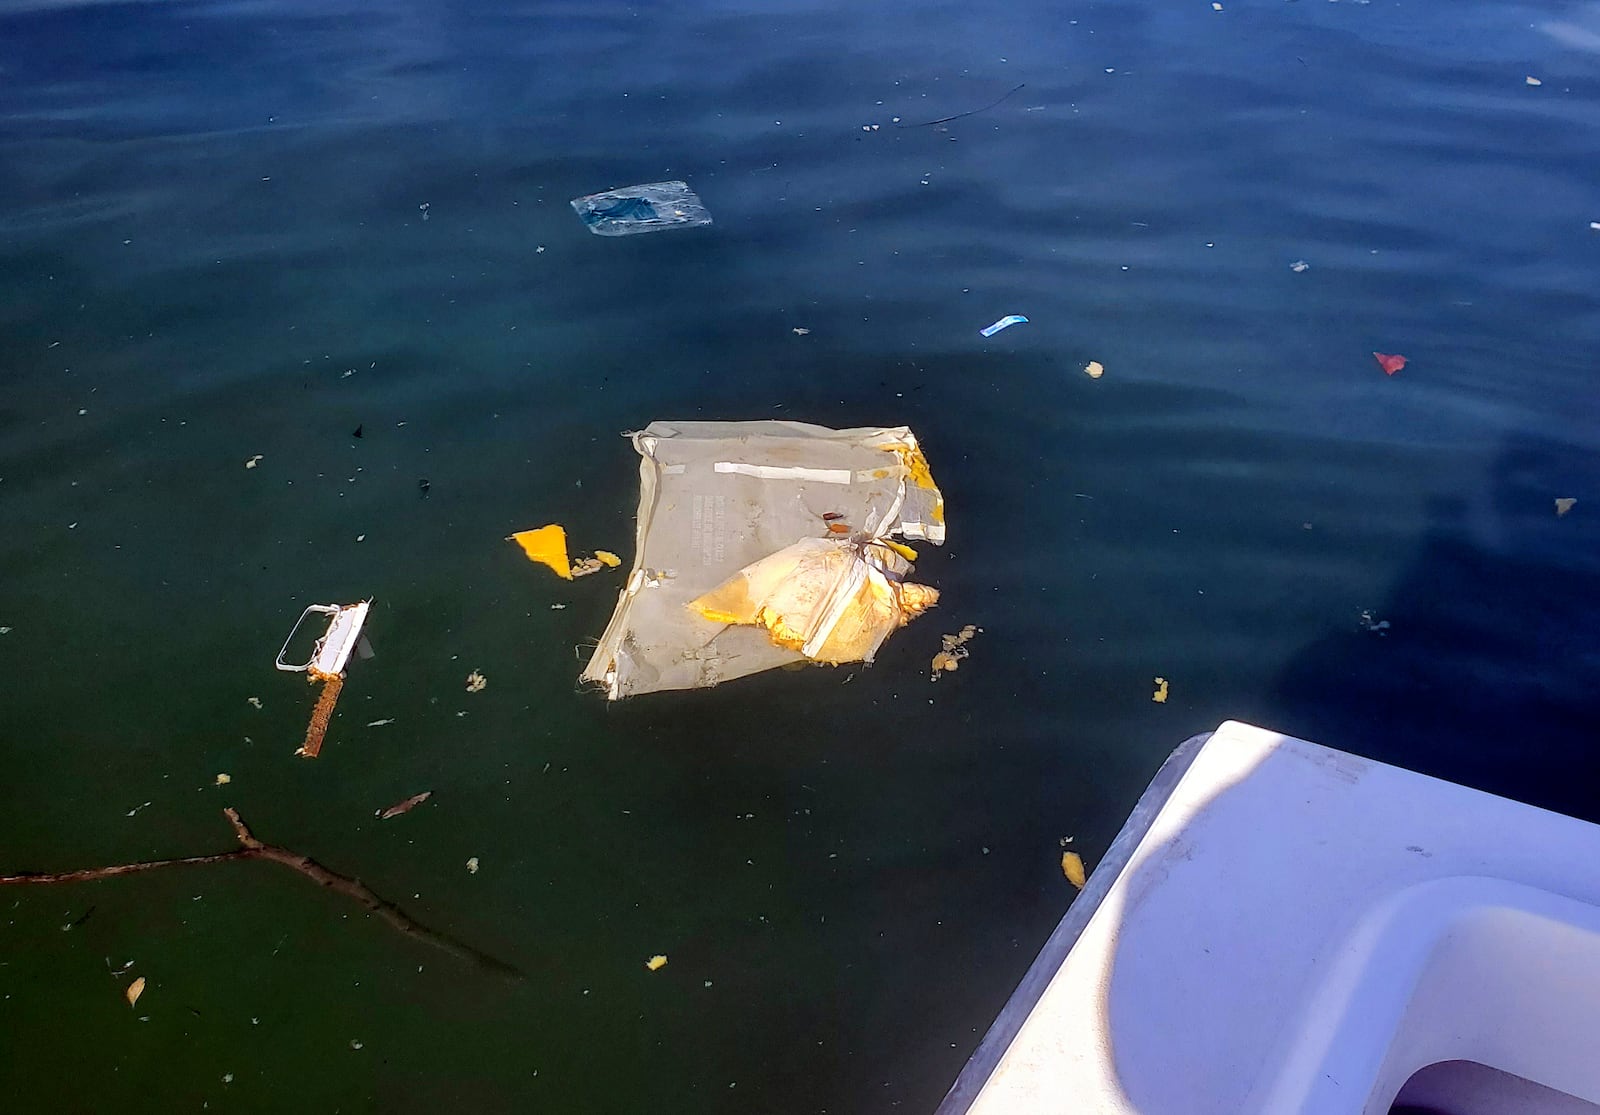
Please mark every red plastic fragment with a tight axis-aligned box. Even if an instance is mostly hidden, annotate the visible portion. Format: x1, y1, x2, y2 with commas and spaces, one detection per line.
1373, 352, 1407, 376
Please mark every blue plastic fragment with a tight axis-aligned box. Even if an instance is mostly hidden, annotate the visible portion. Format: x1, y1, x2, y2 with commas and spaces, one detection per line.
979, 315, 1028, 337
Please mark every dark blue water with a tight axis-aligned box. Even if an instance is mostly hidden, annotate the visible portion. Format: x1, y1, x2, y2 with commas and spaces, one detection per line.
3, 0, 1598, 1110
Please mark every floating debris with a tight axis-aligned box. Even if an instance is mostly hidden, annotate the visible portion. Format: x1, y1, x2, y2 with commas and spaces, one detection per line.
930, 624, 981, 680
125, 976, 146, 1008
980, 314, 1028, 338
366, 718, 396, 727
571, 181, 712, 237
896, 82, 1025, 129
214, 773, 232, 787
1359, 609, 1392, 635
1152, 677, 1169, 703
1526, 75, 1543, 86
1061, 851, 1087, 889
510, 524, 572, 579
1373, 352, 1407, 376
584, 421, 945, 698
792, 327, 810, 336
1083, 360, 1105, 379
244, 455, 263, 469
465, 671, 487, 693
646, 954, 668, 971
693, 538, 939, 667
466, 857, 480, 875
247, 697, 262, 709
1290, 260, 1309, 273
277, 601, 372, 760
1555, 497, 1577, 517
378, 791, 432, 820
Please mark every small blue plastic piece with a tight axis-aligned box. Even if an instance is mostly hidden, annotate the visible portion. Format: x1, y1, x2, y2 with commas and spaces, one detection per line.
979, 315, 1028, 337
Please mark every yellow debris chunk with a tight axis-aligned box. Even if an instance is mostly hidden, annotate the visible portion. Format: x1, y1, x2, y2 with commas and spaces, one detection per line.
693, 539, 939, 664
645, 954, 668, 971
1061, 852, 1087, 889
125, 976, 146, 1008
594, 550, 622, 567
874, 538, 918, 562
1152, 677, 1169, 703
509, 525, 571, 579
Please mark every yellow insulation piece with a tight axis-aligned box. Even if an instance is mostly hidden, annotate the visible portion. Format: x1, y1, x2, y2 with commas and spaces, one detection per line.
509, 524, 572, 579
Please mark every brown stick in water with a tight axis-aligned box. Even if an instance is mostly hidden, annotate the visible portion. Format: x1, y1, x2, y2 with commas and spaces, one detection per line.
0, 809, 521, 980
297, 672, 344, 758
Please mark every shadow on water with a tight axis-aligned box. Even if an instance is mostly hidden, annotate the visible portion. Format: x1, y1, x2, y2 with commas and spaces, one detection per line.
937, 429, 1600, 1114
1269, 430, 1600, 823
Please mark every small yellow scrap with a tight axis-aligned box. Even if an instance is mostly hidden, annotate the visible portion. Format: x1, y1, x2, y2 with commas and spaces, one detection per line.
125, 976, 146, 1009
1061, 852, 1087, 890
1555, 497, 1577, 517
466, 857, 480, 874
466, 671, 487, 693
874, 538, 919, 562
646, 955, 668, 971
1084, 360, 1105, 379
509, 524, 572, 580
215, 773, 231, 786
1152, 677, 1169, 703
594, 550, 622, 567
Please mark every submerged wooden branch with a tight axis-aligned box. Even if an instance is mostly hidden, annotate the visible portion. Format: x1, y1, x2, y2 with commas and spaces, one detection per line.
0, 809, 521, 980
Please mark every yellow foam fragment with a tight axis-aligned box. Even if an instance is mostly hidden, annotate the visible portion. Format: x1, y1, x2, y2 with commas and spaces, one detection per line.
594, 550, 622, 567
510, 524, 571, 579
874, 538, 918, 562
1062, 851, 1087, 889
